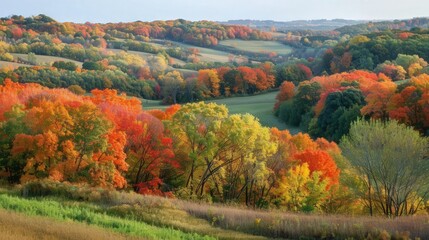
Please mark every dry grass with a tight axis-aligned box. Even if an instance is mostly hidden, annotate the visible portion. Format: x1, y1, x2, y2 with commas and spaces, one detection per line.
2, 182, 259, 240
177, 200, 429, 239
10, 53, 83, 67
13, 181, 429, 239
104, 193, 265, 239
0, 208, 143, 240
219, 40, 293, 55
0, 60, 31, 68
154, 39, 234, 63
107, 48, 186, 66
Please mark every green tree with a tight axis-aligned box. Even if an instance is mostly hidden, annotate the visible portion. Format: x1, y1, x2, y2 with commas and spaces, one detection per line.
167, 102, 228, 197
313, 88, 365, 142
340, 119, 429, 216
160, 71, 184, 104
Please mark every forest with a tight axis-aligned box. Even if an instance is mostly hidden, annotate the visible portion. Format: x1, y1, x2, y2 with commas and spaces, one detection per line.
1, 13, 429, 239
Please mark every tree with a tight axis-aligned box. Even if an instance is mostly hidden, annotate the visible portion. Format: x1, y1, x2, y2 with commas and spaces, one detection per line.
293, 150, 340, 187
313, 88, 365, 141
82, 61, 102, 71
361, 81, 397, 121
160, 71, 184, 104
340, 119, 429, 216
274, 81, 295, 111
274, 163, 328, 212
198, 69, 220, 97
167, 102, 228, 197
374, 62, 406, 81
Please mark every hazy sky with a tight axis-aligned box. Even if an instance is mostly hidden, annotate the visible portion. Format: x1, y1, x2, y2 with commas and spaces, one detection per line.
2, 0, 428, 23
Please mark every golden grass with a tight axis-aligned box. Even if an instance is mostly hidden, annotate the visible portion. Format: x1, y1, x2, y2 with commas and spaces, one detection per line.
14, 181, 429, 239
178, 200, 429, 239
0, 60, 31, 68
0, 208, 143, 240
104, 193, 265, 239
10, 53, 83, 67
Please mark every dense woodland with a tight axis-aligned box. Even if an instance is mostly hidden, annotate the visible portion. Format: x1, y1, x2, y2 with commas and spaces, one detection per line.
1, 14, 429, 220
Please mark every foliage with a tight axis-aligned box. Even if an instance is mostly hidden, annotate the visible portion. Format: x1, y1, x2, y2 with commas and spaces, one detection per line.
341, 119, 429, 216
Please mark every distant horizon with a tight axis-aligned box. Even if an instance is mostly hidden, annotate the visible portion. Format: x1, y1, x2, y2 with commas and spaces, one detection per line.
2, 14, 429, 24
2, 0, 429, 24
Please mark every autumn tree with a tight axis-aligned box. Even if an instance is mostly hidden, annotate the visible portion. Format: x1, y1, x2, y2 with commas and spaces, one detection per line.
274, 163, 328, 212
198, 69, 220, 97
274, 81, 295, 111
160, 71, 184, 104
167, 102, 229, 197
293, 150, 340, 187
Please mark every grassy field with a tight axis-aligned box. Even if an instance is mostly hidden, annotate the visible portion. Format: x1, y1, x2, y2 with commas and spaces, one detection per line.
219, 40, 293, 55
168, 67, 198, 78
11, 53, 83, 67
0, 209, 142, 240
0, 194, 214, 240
154, 39, 237, 63
107, 48, 186, 66
180, 200, 429, 239
108, 48, 197, 77
142, 91, 300, 133
0, 60, 31, 68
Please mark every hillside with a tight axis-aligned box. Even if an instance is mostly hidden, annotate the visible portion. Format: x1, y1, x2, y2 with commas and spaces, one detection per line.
336, 17, 429, 35
220, 19, 368, 31
2, 11, 429, 240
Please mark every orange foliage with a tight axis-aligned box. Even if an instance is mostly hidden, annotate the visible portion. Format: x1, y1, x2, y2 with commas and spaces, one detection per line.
274, 81, 295, 111
293, 150, 340, 187
361, 81, 397, 120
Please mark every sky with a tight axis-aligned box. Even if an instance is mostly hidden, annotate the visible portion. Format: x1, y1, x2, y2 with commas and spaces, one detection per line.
2, 0, 428, 23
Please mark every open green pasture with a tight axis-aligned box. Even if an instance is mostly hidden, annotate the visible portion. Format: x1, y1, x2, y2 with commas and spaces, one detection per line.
142, 91, 299, 133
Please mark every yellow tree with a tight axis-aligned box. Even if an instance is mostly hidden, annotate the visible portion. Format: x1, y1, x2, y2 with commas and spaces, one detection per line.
275, 163, 328, 212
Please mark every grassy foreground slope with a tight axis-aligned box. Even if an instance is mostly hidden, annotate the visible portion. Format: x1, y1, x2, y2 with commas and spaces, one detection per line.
0, 194, 214, 240
1, 186, 428, 240
0, 209, 142, 240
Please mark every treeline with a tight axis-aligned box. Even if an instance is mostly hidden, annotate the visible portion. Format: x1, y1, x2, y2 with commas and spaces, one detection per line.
2, 80, 428, 216
0, 80, 347, 212
0, 66, 158, 99
322, 30, 429, 74
336, 17, 429, 35
1, 15, 272, 47
275, 71, 429, 141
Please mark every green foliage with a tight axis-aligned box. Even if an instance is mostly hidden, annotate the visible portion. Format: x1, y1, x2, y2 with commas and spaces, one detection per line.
278, 81, 321, 127
341, 119, 429, 216
313, 89, 365, 141
0, 105, 29, 183
82, 61, 103, 71
1, 67, 155, 99
324, 30, 429, 73
52, 61, 78, 71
